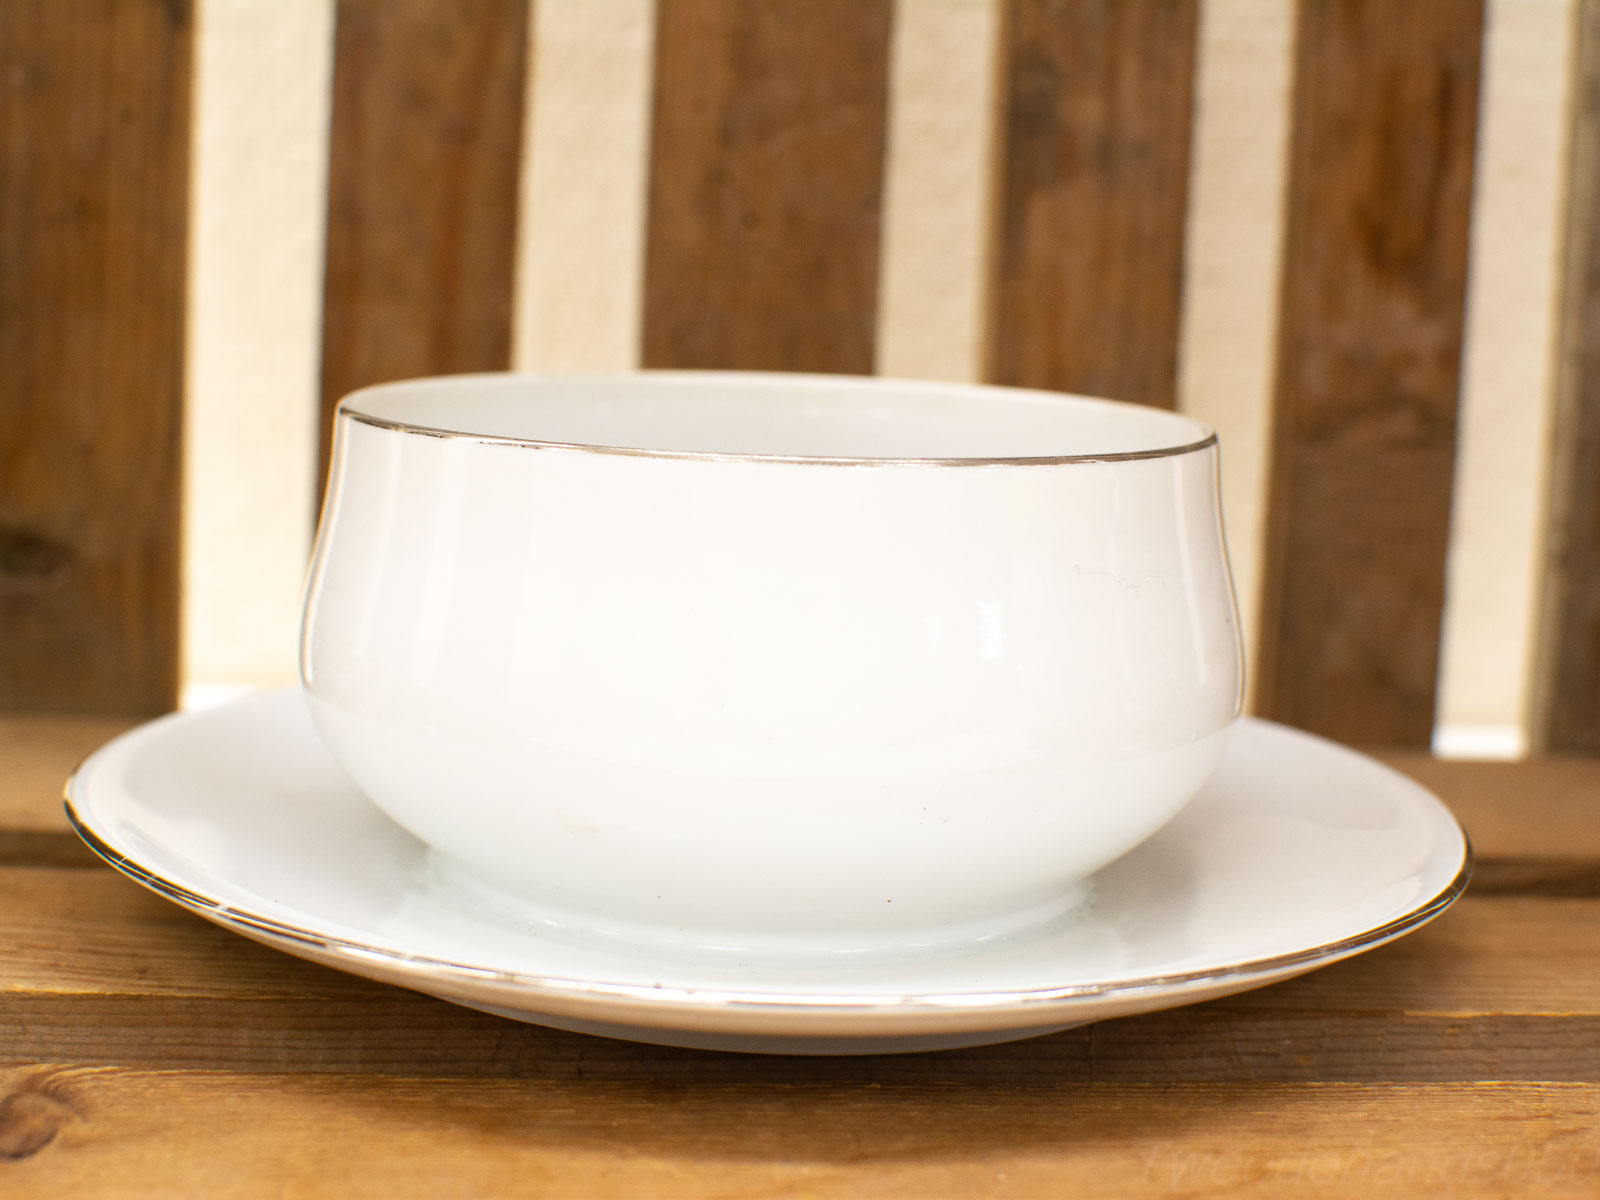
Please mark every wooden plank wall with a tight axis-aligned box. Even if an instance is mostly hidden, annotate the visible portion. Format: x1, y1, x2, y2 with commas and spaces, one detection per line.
7, 0, 1600, 757
0, 0, 193, 716
317, 0, 530, 488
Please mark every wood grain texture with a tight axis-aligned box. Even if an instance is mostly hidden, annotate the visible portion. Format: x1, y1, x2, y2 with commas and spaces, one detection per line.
641, 0, 893, 373
6, 726, 1600, 1191
0, 716, 133, 833
4, 868, 1599, 1081
3, 1071, 1600, 1197
0, 0, 192, 715
0, 712, 127, 864
1255, 0, 1485, 745
1376, 750, 1600, 861
7, 875, 1598, 1020
318, 0, 529, 487
986, 0, 1199, 406
1537, 0, 1600, 755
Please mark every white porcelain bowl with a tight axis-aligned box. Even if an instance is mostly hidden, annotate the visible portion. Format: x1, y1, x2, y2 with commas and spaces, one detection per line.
301, 372, 1242, 952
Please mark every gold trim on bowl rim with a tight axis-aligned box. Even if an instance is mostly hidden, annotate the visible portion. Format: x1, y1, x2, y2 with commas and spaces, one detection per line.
335, 371, 1222, 469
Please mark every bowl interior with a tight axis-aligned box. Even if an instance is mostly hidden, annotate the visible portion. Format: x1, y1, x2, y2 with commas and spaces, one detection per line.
338, 372, 1214, 463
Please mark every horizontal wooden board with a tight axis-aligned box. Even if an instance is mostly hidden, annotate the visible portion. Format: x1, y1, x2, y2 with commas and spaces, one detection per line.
0, 717, 134, 834
4, 991, 1596, 1087
0, 713, 137, 866
10, 875, 1593, 1016
0, 835, 98, 870
11, 716, 1600, 864
3, 1070, 1599, 1197
1466, 859, 1600, 898
1376, 751, 1600, 860
2, 869, 1597, 1082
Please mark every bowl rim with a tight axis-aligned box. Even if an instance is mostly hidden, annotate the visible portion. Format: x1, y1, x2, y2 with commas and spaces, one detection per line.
335, 370, 1219, 468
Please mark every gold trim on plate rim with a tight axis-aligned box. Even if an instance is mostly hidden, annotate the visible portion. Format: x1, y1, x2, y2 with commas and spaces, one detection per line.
62, 792, 1472, 1021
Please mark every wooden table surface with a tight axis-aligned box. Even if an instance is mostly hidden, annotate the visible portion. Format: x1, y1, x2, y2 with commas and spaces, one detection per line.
3, 716, 1599, 1198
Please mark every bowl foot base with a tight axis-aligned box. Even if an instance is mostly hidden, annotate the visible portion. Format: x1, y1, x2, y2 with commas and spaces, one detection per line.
426, 850, 1096, 963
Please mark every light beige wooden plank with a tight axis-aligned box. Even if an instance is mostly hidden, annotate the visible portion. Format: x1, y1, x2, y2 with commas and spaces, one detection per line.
181, 0, 334, 697
1176, 0, 1296, 704
874, 0, 1002, 381
3, 1070, 1599, 1197
1436, 0, 1575, 757
512, 0, 656, 372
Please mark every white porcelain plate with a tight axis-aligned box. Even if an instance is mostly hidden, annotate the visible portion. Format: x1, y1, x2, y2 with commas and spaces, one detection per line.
66, 689, 1469, 1055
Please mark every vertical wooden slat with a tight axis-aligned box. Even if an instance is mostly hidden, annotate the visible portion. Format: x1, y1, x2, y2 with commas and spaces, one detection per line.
0, 0, 192, 715
641, 0, 894, 373
1537, 0, 1600, 755
1436, 0, 1572, 758
1175, 0, 1298, 711
875, 0, 1003, 384
183, 0, 336, 700
987, 0, 1199, 408
318, 0, 530, 486
513, 0, 656, 373
1256, 0, 1485, 746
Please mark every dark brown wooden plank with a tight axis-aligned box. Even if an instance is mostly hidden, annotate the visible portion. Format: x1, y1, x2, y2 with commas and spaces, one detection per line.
641, 0, 893, 373
985, 0, 1198, 407
1255, 0, 1485, 745
11, 990, 1600, 1085
0, 833, 98, 869
1537, 0, 1600, 755
318, 0, 530, 487
0, 0, 191, 715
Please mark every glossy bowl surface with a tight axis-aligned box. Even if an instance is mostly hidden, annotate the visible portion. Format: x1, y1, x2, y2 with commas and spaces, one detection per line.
301, 372, 1242, 948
